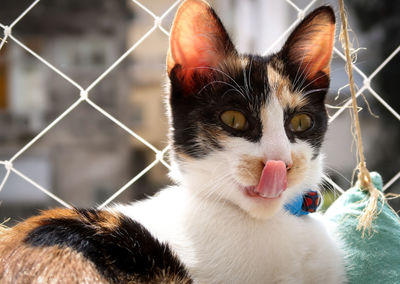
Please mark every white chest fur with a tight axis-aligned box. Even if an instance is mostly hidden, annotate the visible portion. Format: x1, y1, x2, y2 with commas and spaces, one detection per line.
115, 187, 346, 284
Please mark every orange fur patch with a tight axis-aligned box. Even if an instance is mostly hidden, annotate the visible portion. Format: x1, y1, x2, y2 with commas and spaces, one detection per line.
236, 155, 264, 186
287, 151, 308, 187
175, 150, 194, 161
267, 64, 308, 109
6, 208, 121, 238
237, 152, 309, 189
0, 242, 190, 284
0, 245, 108, 283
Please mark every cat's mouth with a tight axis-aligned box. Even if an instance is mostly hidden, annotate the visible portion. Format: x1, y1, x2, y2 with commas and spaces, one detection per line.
243, 185, 282, 200
241, 160, 288, 200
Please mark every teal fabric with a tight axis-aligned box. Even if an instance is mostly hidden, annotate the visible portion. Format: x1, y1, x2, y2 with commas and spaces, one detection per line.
325, 172, 400, 283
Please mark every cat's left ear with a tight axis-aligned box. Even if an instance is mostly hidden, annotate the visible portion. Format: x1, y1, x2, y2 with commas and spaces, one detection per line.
279, 6, 335, 87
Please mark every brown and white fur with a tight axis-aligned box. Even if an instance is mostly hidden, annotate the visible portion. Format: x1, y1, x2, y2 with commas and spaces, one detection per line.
0, 1, 346, 283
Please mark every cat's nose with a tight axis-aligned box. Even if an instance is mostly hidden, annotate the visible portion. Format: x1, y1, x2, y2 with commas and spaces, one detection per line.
261, 160, 293, 171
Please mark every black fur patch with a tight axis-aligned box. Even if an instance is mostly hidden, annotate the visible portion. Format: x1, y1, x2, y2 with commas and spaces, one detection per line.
24, 209, 192, 283
169, 55, 270, 158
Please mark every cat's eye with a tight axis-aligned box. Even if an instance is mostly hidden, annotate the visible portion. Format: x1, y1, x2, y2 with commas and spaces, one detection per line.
220, 110, 248, 131
289, 113, 313, 132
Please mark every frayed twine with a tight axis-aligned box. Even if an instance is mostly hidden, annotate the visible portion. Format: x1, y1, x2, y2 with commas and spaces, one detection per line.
337, 0, 397, 238
355, 169, 385, 238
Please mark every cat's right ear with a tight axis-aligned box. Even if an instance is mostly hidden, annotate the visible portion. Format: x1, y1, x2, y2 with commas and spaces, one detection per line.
279, 6, 336, 90
167, 0, 236, 93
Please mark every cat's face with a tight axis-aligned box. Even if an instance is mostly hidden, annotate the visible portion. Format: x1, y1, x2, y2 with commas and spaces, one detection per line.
166, 0, 335, 219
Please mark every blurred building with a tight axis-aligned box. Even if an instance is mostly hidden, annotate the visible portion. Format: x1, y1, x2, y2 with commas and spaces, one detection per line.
0, 0, 136, 219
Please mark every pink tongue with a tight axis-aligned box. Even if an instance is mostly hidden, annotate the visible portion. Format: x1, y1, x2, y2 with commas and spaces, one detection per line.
255, 160, 287, 198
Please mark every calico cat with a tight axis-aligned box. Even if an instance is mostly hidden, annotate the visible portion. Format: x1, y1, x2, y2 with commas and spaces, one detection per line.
0, 0, 346, 283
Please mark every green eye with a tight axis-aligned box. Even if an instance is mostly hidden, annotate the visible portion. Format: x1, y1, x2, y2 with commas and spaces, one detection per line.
289, 113, 313, 132
220, 110, 248, 131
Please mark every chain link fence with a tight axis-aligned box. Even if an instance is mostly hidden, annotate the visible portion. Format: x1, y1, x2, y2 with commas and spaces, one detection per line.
0, 0, 399, 217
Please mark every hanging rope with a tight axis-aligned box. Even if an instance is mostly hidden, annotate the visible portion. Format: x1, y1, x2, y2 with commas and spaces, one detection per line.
338, 0, 385, 237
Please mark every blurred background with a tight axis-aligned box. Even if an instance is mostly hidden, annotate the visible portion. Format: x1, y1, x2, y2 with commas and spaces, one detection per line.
0, 0, 399, 224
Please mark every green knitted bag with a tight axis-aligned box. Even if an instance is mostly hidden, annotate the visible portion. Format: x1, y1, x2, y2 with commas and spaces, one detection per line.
325, 172, 400, 283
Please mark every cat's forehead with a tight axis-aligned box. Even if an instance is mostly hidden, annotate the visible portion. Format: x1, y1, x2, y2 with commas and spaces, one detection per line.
218, 54, 308, 110
266, 62, 309, 110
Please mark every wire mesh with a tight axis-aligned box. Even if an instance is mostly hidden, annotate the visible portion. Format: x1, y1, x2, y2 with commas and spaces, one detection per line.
0, 0, 399, 211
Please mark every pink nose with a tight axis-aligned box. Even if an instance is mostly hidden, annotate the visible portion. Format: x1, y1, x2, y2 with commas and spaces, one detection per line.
262, 160, 292, 170
255, 160, 288, 198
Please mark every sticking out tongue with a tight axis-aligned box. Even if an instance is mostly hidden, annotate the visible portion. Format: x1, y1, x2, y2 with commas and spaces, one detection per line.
255, 160, 287, 198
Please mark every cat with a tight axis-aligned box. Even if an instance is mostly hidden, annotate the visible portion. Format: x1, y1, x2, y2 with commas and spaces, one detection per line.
0, 0, 346, 283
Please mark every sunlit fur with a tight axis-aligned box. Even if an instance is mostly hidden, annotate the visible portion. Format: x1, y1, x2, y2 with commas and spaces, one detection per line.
118, 1, 346, 283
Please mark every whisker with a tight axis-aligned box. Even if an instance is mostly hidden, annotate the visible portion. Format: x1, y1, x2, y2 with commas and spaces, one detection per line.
293, 59, 313, 92
296, 61, 315, 92
292, 53, 308, 88
241, 59, 250, 96
247, 55, 255, 92
193, 66, 243, 91
320, 178, 341, 199
197, 80, 245, 99
298, 72, 329, 93
324, 165, 352, 185
302, 88, 329, 96
296, 65, 345, 95
221, 88, 246, 99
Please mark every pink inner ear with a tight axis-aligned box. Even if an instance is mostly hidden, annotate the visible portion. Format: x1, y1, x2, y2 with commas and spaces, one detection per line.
167, 0, 225, 78
170, 22, 221, 72
284, 10, 336, 81
299, 22, 335, 79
